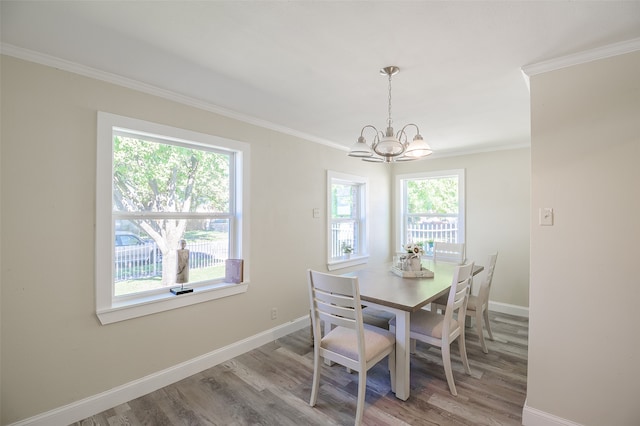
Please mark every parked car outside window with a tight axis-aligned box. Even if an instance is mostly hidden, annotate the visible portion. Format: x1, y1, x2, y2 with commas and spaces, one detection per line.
115, 231, 160, 264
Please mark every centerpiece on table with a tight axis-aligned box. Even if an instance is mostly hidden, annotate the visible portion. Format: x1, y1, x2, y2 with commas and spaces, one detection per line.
403, 242, 425, 271
391, 242, 434, 278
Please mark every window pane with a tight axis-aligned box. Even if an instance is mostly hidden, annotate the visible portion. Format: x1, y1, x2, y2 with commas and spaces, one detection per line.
113, 135, 230, 213
332, 183, 357, 218
330, 221, 358, 258
407, 177, 458, 214
406, 216, 460, 246
114, 219, 229, 297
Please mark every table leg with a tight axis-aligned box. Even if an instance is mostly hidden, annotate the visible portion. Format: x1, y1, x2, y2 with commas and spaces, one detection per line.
394, 311, 411, 401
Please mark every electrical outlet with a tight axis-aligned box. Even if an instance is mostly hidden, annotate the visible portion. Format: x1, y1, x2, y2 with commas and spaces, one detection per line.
271, 308, 278, 320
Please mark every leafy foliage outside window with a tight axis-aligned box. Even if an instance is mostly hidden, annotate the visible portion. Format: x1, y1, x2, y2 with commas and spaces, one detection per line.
406, 176, 458, 214
398, 170, 465, 249
112, 132, 232, 295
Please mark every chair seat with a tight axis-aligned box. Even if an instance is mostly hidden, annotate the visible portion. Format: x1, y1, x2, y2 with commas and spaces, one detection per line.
390, 310, 460, 339
466, 294, 479, 311
321, 324, 395, 362
362, 307, 395, 330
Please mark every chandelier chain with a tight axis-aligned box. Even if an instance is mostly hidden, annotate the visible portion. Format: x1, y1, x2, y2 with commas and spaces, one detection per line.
387, 72, 393, 128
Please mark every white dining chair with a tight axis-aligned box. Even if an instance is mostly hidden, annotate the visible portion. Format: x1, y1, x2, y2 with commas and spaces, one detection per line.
307, 269, 396, 425
433, 253, 498, 354
433, 242, 466, 264
390, 262, 474, 396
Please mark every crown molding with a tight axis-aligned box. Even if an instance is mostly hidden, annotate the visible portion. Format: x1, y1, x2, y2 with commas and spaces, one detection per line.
0, 43, 347, 152
521, 37, 640, 77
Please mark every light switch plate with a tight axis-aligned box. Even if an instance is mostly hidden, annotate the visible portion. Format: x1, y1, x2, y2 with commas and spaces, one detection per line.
540, 208, 554, 226
313, 208, 320, 219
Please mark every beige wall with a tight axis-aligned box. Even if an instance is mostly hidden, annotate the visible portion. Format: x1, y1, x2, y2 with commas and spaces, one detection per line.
527, 51, 640, 425
0, 55, 531, 424
393, 148, 531, 310
0, 56, 392, 424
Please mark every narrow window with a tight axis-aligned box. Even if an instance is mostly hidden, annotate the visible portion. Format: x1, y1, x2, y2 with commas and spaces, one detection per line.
327, 171, 369, 270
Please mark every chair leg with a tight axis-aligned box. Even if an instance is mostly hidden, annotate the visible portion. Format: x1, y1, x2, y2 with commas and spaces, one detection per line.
309, 311, 313, 346
458, 330, 471, 375
355, 370, 367, 425
441, 343, 457, 396
483, 307, 494, 341
476, 309, 488, 354
309, 348, 321, 406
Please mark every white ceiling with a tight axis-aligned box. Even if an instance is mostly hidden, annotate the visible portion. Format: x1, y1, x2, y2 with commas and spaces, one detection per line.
2, 1, 640, 156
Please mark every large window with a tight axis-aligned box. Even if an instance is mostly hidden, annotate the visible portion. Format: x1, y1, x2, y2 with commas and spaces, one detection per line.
396, 169, 465, 255
96, 112, 250, 324
327, 171, 368, 270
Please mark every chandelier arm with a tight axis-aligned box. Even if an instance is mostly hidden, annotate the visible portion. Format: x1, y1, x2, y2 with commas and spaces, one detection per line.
398, 123, 421, 135
398, 124, 421, 145
359, 124, 379, 138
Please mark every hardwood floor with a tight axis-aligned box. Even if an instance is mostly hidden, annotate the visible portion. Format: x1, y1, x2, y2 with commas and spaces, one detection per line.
74, 312, 528, 426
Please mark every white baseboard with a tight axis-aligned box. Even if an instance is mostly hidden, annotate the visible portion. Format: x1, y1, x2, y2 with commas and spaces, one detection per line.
522, 400, 584, 426
489, 300, 529, 318
9, 316, 310, 426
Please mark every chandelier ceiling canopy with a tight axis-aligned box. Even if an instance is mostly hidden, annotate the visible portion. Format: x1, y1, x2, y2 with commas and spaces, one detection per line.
348, 66, 433, 163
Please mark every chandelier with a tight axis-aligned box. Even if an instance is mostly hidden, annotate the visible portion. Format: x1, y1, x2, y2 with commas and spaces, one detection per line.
348, 66, 432, 163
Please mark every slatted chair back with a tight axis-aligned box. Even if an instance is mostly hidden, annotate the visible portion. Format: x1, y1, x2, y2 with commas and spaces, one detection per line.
433, 242, 466, 264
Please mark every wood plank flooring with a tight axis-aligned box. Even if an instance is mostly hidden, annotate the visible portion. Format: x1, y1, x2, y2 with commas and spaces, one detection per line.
74, 312, 528, 426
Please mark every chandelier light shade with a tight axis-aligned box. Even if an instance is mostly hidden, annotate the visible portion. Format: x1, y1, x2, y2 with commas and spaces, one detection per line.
348, 66, 433, 163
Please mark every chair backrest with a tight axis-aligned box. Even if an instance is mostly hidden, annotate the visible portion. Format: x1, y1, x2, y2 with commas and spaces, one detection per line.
307, 269, 365, 354
442, 262, 474, 335
477, 252, 498, 306
434, 242, 466, 264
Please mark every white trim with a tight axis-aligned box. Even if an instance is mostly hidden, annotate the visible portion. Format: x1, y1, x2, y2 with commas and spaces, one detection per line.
327, 254, 369, 271
0, 43, 346, 152
522, 400, 584, 426
96, 112, 251, 324
1, 43, 533, 158
97, 282, 249, 324
394, 169, 466, 252
8, 316, 310, 426
521, 38, 640, 78
326, 170, 370, 268
488, 300, 529, 318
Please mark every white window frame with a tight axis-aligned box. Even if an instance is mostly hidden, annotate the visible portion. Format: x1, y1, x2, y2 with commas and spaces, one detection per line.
395, 169, 465, 253
96, 112, 250, 324
327, 170, 369, 271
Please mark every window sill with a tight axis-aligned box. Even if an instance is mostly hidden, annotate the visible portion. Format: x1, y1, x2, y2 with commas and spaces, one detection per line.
97, 281, 249, 325
327, 255, 369, 271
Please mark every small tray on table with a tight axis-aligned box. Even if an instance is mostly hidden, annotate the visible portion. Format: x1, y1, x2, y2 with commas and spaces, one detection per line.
390, 266, 434, 278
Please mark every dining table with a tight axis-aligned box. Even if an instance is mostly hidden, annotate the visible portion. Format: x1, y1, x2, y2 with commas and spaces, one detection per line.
346, 259, 484, 401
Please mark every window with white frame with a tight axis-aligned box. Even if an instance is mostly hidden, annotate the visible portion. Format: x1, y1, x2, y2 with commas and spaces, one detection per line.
327, 171, 369, 270
396, 169, 465, 254
96, 112, 250, 324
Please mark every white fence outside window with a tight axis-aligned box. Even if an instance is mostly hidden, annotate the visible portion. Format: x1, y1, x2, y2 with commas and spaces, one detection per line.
114, 240, 228, 282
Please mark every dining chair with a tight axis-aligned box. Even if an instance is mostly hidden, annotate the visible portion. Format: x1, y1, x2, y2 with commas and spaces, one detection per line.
389, 262, 474, 396
307, 269, 396, 425
433, 253, 498, 353
433, 241, 466, 264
